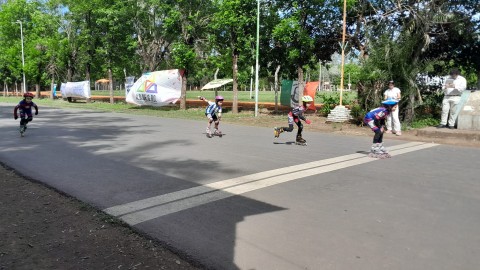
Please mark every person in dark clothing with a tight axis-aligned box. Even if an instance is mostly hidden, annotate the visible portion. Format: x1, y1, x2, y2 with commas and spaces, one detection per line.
14, 92, 39, 137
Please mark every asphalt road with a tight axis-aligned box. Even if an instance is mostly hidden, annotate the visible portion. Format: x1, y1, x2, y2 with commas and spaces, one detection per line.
1, 103, 480, 270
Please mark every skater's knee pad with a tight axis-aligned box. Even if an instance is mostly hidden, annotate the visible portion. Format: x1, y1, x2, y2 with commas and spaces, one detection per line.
373, 132, 383, 143
297, 122, 303, 131
20, 119, 28, 125
27, 116, 33, 122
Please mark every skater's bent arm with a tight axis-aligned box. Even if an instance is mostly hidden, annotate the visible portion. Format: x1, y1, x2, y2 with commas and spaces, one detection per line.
198, 96, 211, 103
13, 105, 20, 119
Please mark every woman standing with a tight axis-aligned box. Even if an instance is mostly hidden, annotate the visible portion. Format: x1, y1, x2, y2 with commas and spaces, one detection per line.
383, 81, 402, 136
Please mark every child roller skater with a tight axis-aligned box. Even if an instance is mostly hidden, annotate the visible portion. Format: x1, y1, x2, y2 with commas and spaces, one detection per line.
363, 98, 398, 158
274, 95, 313, 145
13, 92, 39, 137
199, 95, 223, 138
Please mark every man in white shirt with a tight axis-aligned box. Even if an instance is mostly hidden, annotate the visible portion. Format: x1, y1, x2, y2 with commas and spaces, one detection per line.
383, 81, 402, 135
437, 68, 467, 129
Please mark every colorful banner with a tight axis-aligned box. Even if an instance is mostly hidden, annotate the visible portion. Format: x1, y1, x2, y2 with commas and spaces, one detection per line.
60, 80, 91, 99
304, 81, 319, 110
125, 76, 135, 96
281, 80, 318, 109
280, 80, 299, 107
126, 69, 182, 106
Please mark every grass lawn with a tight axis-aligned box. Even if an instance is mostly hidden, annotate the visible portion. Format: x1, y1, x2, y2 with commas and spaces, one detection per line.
90, 90, 278, 103
87, 90, 357, 104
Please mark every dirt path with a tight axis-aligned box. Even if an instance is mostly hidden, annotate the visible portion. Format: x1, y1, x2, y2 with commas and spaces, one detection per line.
0, 164, 200, 270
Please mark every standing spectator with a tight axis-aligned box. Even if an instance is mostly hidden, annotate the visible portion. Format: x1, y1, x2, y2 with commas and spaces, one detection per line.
383, 81, 402, 135
437, 68, 467, 129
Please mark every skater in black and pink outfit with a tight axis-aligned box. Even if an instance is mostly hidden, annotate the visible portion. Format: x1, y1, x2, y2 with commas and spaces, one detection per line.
274, 95, 313, 145
363, 98, 398, 158
13, 92, 39, 137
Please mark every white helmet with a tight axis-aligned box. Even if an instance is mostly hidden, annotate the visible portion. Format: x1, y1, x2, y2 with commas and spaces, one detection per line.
302, 95, 313, 102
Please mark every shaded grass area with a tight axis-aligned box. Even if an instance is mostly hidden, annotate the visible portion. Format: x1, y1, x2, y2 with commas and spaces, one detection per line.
0, 96, 284, 123
0, 95, 436, 130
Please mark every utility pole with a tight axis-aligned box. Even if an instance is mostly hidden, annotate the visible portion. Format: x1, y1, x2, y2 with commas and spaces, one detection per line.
339, 0, 347, 105
15, 20, 26, 94
254, 0, 260, 117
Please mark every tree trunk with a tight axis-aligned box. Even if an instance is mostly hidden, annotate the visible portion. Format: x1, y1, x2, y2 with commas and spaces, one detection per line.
3, 81, 7, 96
108, 68, 113, 104
404, 92, 415, 124
67, 59, 73, 81
274, 65, 281, 112
85, 62, 91, 103
477, 70, 480, 90
297, 66, 304, 106
180, 70, 187, 110
35, 84, 40, 98
214, 68, 219, 97
232, 54, 239, 114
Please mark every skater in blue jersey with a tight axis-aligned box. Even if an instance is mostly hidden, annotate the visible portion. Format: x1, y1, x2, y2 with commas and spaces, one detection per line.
199, 95, 224, 138
13, 92, 39, 137
363, 98, 398, 158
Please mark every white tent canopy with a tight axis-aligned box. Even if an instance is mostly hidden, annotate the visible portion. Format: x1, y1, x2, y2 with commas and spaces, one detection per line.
201, 79, 233, 90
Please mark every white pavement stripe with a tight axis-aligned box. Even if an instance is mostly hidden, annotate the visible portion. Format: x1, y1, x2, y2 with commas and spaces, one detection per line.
104, 142, 437, 225
104, 153, 367, 216
104, 141, 424, 217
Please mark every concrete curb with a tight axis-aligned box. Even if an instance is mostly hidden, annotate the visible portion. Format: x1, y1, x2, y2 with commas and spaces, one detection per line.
416, 127, 480, 142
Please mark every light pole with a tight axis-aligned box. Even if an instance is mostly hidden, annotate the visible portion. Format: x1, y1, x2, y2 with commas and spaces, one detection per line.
15, 20, 26, 94
339, 0, 347, 106
254, 0, 260, 117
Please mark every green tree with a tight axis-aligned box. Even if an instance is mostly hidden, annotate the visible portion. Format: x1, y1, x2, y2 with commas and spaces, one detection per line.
209, 0, 259, 113
353, 0, 479, 123
272, 0, 341, 102
172, 0, 215, 109
95, 0, 137, 103
0, 0, 38, 93
133, 0, 178, 73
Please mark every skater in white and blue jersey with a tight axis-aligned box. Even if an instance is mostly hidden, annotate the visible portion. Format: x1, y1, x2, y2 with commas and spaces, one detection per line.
199, 95, 224, 138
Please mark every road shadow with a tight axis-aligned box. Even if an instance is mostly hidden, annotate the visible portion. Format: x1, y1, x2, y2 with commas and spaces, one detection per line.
0, 104, 287, 270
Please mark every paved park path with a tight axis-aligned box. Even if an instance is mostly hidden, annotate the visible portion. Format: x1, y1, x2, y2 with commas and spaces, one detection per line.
1, 104, 480, 270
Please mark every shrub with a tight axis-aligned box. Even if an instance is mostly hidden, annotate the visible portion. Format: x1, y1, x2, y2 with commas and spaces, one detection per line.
349, 103, 367, 125
409, 117, 440, 129
316, 92, 357, 116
